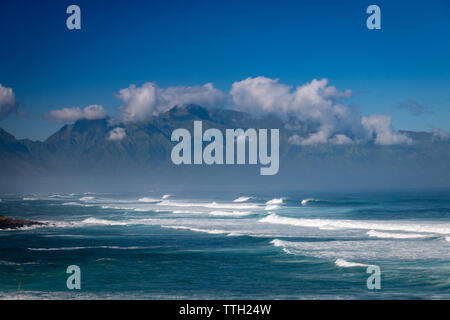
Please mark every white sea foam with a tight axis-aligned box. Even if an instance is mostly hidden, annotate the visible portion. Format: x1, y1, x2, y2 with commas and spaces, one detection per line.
265, 205, 280, 210
334, 259, 368, 268
301, 198, 318, 205
269, 236, 450, 262
261, 214, 450, 235
206, 202, 259, 209
75, 217, 163, 228
79, 196, 95, 202
172, 210, 204, 214
80, 218, 131, 226
270, 239, 285, 247
161, 225, 229, 235
157, 200, 202, 207
100, 205, 134, 210
233, 196, 251, 203
266, 198, 283, 205
227, 232, 244, 237
138, 197, 160, 203
62, 202, 79, 206
162, 194, 171, 199
157, 200, 258, 210
367, 230, 431, 239
48, 194, 66, 198
62, 202, 95, 207
23, 197, 38, 201
208, 210, 252, 216
446, 237, 450, 242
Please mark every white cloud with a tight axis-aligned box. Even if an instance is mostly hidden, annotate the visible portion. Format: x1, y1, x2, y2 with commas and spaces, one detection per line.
106, 127, 126, 141
231, 77, 412, 146
288, 134, 302, 145
362, 115, 412, 145
230, 77, 293, 115
46, 105, 107, 123
432, 128, 450, 141
330, 134, 353, 145
113, 77, 412, 146
116, 82, 228, 122
0, 84, 18, 120
231, 77, 365, 145
230, 77, 353, 118
289, 130, 353, 146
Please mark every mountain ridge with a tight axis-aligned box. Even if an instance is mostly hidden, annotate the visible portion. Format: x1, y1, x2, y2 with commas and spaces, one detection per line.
1, 105, 449, 191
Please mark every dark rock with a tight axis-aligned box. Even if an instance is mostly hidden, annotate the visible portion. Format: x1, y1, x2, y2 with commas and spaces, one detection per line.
0, 215, 45, 230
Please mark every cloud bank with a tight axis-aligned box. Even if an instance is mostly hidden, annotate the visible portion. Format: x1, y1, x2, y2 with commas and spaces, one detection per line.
116, 82, 228, 122
42, 77, 412, 146
362, 115, 412, 145
0, 84, 18, 120
46, 105, 107, 123
230, 77, 410, 146
114, 77, 411, 146
432, 128, 450, 141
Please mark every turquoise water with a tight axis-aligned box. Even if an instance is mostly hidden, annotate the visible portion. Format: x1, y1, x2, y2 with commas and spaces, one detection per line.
0, 191, 449, 299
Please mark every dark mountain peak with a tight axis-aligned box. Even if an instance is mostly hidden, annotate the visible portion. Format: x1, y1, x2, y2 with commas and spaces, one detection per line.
44, 118, 111, 149
399, 130, 433, 142
72, 118, 110, 132
167, 104, 210, 120
0, 128, 17, 144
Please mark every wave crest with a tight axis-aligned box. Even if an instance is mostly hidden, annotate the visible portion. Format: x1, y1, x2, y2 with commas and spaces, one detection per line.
335, 259, 368, 268
233, 196, 251, 203
266, 198, 283, 205
260, 214, 450, 235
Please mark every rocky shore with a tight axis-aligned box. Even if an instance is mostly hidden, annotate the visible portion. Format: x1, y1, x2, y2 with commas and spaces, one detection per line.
0, 215, 45, 230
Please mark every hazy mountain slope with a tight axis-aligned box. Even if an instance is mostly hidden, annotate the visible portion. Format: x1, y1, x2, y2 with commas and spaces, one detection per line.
0, 105, 449, 192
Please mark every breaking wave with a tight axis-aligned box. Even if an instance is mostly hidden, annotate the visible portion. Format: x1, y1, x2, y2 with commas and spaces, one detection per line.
157, 200, 258, 210
266, 198, 283, 205
301, 198, 318, 205
138, 197, 161, 203
334, 259, 368, 268
62, 202, 94, 207
233, 196, 251, 203
208, 210, 252, 216
161, 225, 229, 235
367, 230, 432, 239
260, 214, 450, 235
80, 217, 137, 226
79, 196, 95, 202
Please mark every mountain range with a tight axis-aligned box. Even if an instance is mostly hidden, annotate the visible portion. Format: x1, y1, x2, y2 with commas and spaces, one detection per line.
1, 105, 449, 192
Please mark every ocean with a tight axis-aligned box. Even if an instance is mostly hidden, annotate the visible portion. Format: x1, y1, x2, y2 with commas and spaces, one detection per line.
0, 191, 449, 299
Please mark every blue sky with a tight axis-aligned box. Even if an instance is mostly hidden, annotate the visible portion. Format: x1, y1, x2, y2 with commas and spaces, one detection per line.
0, 0, 449, 141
